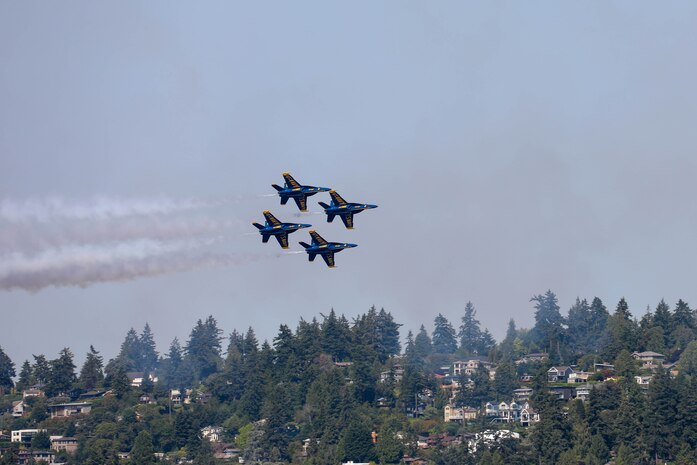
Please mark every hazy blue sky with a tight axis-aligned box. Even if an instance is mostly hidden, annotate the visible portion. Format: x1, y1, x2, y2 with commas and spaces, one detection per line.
2, 2, 697, 367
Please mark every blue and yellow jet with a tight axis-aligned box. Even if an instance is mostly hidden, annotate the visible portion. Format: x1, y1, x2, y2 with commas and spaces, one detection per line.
317, 190, 378, 229
298, 230, 357, 268
272, 172, 331, 212
252, 210, 311, 249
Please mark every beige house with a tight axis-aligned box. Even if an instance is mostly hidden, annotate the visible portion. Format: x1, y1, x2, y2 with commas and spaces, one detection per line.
632, 351, 665, 370
48, 402, 92, 419
51, 436, 78, 454
444, 405, 478, 422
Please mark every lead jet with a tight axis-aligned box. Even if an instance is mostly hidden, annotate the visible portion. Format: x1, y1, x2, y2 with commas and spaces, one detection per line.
318, 190, 378, 229
272, 172, 331, 212
252, 210, 311, 249
298, 230, 357, 268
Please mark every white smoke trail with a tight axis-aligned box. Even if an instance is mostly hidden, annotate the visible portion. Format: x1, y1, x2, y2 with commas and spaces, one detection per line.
0, 195, 266, 291
0, 196, 210, 223
0, 242, 270, 292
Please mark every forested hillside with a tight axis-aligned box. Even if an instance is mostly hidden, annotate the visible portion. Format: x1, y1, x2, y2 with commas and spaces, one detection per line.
2, 294, 697, 465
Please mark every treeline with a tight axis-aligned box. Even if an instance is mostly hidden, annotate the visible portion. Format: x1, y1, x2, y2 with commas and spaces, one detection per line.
2, 295, 697, 464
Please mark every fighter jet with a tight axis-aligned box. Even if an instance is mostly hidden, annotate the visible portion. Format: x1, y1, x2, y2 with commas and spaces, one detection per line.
252, 210, 311, 249
318, 190, 378, 229
298, 230, 357, 268
272, 172, 331, 212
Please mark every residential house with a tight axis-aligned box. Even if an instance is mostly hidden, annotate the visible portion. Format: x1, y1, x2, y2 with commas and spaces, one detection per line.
453, 359, 495, 376
11, 429, 46, 444
12, 400, 26, 418
139, 393, 156, 404
513, 388, 533, 402
568, 371, 591, 383
515, 353, 548, 365
79, 390, 107, 400
574, 384, 596, 402
201, 426, 224, 442
520, 405, 540, 427
380, 366, 404, 383
22, 388, 45, 399
48, 402, 92, 419
468, 430, 520, 452
17, 450, 55, 465
51, 436, 78, 454
635, 375, 653, 387
593, 362, 615, 372
443, 405, 477, 422
126, 372, 159, 388
547, 366, 574, 383
519, 373, 534, 383
549, 386, 575, 400
632, 351, 666, 370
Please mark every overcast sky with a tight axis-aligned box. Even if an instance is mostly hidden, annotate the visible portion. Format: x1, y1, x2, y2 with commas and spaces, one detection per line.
2, 2, 697, 367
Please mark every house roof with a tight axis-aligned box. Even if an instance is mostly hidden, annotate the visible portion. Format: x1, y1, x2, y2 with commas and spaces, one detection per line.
632, 351, 665, 357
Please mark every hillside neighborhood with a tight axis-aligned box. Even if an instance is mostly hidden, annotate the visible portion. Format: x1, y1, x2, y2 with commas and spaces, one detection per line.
1, 294, 697, 465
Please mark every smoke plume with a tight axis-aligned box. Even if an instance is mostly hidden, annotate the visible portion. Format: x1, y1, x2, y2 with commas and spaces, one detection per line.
0, 196, 261, 291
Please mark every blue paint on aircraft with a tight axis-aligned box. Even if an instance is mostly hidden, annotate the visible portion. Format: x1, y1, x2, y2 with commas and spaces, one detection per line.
271, 172, 331, 212
252, 210, 311, 249
317, 190, 378, 229
298, 230, 357, 268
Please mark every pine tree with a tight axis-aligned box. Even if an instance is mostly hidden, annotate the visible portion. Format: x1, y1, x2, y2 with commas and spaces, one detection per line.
185, 316, 223, 381
589, 297, 610, 353
79, 345, 104, 390
645, 369, 678, 460
432, 314, 457, 354
116, 328, 142, 371
339, 416, 376, 463
47, 348, 76, 396
130, 430, 156, 465
0, 347, 15, 392
601, 298, 638, 361
16, 360, 32, 391
459, 302, 482, 354
32, 354, 51, 387
499, 319, 518, 360
413, 324, 432, 359
320, 309, 352, 361
567, 298, 592, 354
477, 328, 496, 356
531, 290, 566, 362
139, 323, 159, 373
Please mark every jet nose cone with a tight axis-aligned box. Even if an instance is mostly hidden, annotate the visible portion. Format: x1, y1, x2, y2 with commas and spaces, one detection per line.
319, 187, 331, 192
347, 243, 358, 248
301, 224, 312, 228
367, 204, 378, 209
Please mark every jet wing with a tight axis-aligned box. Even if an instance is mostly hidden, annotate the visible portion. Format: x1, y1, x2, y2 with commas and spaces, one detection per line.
321, 252, 336, 268
263, 211, 281, 226
275, 233, 289, 249
283, 173, 301, 189
294, 196, 308, 212
309, 230, 328, 246
340, 213, 354, 229
329, 190, 347, 206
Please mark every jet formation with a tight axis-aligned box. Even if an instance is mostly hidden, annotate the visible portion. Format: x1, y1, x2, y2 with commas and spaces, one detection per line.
253, 173, 377, 267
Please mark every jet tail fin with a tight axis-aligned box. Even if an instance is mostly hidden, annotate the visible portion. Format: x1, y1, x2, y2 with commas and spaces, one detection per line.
299, 241, 310, 249
318, 201, 330, 209
252, 223, 264, 230
272, 184, 283, 191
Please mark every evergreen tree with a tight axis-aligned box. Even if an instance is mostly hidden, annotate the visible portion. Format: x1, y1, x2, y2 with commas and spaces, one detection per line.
339, 416, 376, 463
588, 297, 610, 353
458, 302, 482, 354
531, 386, 572, 465
376, 308, 401, 361
601, 298, 638, 361
672, 299, 695, 350
31, 430, 51, 449
477, 328, 496, 356
79, 345, 104, 390
185, 316, 223, 381
0, 346, 16, 392
492, 360, 517, 400
567, 297, 592, 354
644, 369, 678, 460
432, 313, 457, 354
161, 337, 189, 389
130, 430, 156, 465
320, 309, 352, 361
16, 360, 32, 391
32, 354, 51, 387
139, 323, 159, 373
47, 348, 76, 396
116, 328, 142, 371
413, 324, 432, 359
531, 290, 566, 362
498, 319, 518, 360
